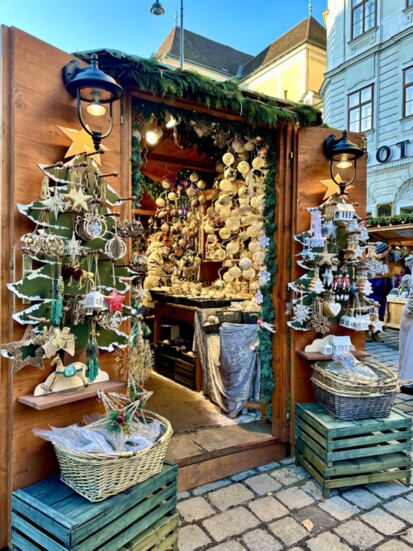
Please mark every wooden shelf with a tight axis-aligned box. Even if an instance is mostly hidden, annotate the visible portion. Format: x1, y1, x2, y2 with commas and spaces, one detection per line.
297, 350, 371, 361
17, 380, 127, 410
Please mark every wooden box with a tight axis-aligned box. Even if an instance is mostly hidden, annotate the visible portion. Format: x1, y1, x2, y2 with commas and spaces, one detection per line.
295, 403, 412, 498
11, 462, 178, 551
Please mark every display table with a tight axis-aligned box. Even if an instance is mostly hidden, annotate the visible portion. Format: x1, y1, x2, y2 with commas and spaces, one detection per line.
295, 403, 412, 498
385, 297, 406, 329
12, 462, 178, 551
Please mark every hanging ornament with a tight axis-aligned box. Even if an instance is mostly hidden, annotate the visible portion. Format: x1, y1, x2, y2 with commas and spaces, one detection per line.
75, 211, 107, 240
292, 302, 312, 324
86, 326, 99, 382
63, 186, 93, 212
42, 190, 66, 220
41, 234, 66, 258
129, 252, 147, 274
65, 233, 83, 264
307, 207, 325, 248
20, 232, 42, 256
104, 289, 126, 313
40, 176, 51, 200
50, 273, 64, 326
71, 299, 87, 325
0, 325, 45, 372
82, 289, 107, 311
105, 233, 127, 261
308, 275, 325, 294
131, 283, 147, 305
97, 310, 123, 330
42, 327, 76, 358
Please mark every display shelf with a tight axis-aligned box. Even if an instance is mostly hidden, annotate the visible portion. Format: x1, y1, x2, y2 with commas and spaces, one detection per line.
297, 350, 370, 361
17, 380, 127, 410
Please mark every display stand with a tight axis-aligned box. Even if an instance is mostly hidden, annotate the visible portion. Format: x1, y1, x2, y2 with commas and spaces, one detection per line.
295, 403, 412, 498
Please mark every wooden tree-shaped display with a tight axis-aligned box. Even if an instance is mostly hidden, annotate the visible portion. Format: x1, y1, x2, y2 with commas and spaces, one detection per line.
1, 153, 148, 395
286, 194, 384, 337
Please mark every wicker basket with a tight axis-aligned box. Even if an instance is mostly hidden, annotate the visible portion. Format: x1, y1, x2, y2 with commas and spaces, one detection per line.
217, 310, 242, 323
241, 312, 259, 324
52, 410, 173, 502
312, 361, 399, 396
312, 379, 397, 420
202, 322, 220, 334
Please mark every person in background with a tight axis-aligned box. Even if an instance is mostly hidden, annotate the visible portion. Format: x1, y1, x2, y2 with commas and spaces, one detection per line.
399, 254, 413, 394
143, 233, 172, 309
367, 242, 392, 342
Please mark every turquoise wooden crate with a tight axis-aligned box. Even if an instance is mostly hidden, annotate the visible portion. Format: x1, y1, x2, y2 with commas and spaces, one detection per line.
12, 462, 178, 551
118, 514, 179, 551
295, 403, 412, 498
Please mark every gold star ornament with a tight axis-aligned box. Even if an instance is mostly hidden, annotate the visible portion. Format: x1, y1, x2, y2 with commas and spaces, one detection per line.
57, 126, 108, 164
63, 187, 94, 212
0, 325, 45, 372
319, 178, 354, 201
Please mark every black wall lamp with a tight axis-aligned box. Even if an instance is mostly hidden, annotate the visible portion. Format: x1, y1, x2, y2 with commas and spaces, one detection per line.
323, 130, 365, 195
63, 53, 124, 151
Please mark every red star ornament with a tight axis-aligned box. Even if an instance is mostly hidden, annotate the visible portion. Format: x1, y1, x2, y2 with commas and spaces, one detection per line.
104, 289, 126, 313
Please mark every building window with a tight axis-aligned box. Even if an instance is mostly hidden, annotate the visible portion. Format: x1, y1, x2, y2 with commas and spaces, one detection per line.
352, 0, 377, 39
348, 85, 373, 132
407, 0, 413, 8
404, 66, 413, 118
377, 203, 393, 217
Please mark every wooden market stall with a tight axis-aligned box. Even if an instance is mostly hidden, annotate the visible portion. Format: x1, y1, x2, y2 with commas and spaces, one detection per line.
0, 26, 367, 546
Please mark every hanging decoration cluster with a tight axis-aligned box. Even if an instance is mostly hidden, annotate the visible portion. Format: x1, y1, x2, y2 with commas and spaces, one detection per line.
0, 152, 152, 396
286, 194, 385, 336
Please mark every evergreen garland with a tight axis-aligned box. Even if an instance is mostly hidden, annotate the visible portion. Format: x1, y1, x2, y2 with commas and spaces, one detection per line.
366, 212, 413, 227
76, 50, 320, 129
258, 133, 277, 412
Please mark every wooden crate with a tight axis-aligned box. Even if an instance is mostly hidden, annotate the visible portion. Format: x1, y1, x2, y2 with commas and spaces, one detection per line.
119, 514, 178, 551
295, 403, 412, 498
12, 462, 178, 551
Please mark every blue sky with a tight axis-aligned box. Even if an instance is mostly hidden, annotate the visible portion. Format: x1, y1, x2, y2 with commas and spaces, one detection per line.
1, 0, 327, 59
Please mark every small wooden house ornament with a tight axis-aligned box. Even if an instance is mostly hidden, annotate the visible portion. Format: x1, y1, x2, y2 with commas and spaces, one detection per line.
331, 336, 352, 354
334, 203, 356, 225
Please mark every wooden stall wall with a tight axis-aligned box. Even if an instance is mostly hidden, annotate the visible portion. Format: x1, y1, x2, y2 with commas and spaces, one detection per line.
289, 126, 367, 444
0, 26, 129, 546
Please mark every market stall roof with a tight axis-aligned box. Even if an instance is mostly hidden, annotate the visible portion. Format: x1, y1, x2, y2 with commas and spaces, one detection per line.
75, 49, 321, 128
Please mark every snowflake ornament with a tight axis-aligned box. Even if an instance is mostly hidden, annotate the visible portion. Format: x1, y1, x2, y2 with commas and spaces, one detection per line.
310, 312, 331, 334
259, 269, 271, 283
292, 303, 312, 324
365, 258, 386, 278
259, 235, 270, 248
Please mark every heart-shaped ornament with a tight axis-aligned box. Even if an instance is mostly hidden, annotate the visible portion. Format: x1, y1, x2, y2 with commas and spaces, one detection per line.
323, 302, 341, 317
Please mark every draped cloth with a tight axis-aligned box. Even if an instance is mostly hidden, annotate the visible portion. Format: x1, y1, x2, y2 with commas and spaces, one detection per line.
399, 280, 413, 379
194, 309, 260, 418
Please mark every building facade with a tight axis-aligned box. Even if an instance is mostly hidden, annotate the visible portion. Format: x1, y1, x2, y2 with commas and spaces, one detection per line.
321, 0, 413, 217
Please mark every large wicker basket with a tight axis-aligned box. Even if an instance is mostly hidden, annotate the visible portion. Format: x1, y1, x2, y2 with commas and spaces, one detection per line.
312, 379, 397, 420
312, 360, 399, 396
52, 410, 173, 502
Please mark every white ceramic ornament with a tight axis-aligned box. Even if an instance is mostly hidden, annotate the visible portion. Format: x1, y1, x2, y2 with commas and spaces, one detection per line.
239, 257, 252, 271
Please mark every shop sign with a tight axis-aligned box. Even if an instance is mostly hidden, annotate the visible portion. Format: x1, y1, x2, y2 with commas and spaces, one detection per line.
375, 139, 410, 163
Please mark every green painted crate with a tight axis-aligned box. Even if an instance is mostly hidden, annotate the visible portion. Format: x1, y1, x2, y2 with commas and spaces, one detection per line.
12, 462, 178, 551
118, 514, 179, 551
295, 403, 412, 499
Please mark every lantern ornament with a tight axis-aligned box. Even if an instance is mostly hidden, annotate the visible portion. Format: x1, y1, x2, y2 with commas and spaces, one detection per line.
82, 289, 107, 311
323, 130, 365, 195
62, 53, 124, 151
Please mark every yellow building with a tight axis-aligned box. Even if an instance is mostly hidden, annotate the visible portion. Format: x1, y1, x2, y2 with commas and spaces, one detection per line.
240, 17, 326, 106
155, 17, 326, 107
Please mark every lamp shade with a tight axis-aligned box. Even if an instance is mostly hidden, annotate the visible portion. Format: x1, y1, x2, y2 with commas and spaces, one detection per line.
150, 1, 165, 16
323, 130, 364, 162
64, 53, 123, 104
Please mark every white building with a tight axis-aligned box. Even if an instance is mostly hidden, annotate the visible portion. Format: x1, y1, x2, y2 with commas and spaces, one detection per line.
321, 1, 413, 217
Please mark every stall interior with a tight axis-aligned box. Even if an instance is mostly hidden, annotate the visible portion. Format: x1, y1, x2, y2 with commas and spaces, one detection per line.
130, 98, 276, 448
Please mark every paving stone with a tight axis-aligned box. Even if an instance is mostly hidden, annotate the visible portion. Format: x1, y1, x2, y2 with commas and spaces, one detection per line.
394, 402, 413, 412
268, 516, 308, 546
294, 504, 337, 535
244, 473, 282, 496
375, 541, 413, 551
257, 461, 282, 472
365, 480, 411, 499
279, 456, 295, 465
401, 527, 413, 544
177, 491, 191, 501
241, 528, 282, 551
384, 496, 413, 523
202, 507, 260, 542
247, 495, 288, 522
271, 464, 311, 485
208, 542, 246, 551
301, 479, 333, 501
192, 478, 231, 496
306, 532, 352, 551
177, 496, 215, 522
177, 525, 211, 551
334, 520, 384, 549
275, 487, 315, 509
319, 495, 359, 520
406, 491, 413, 503
340, 487, 381, 510
207, 483, 254, 511
231, 469, 257, 482
361, 507, 405, 535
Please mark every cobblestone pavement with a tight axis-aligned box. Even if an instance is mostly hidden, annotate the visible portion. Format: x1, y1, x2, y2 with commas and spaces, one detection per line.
176, 329, 413, 550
